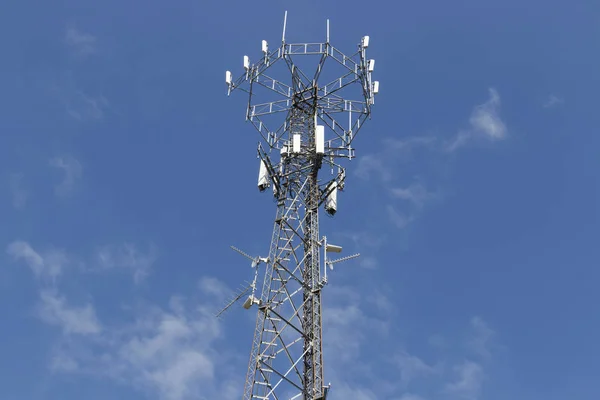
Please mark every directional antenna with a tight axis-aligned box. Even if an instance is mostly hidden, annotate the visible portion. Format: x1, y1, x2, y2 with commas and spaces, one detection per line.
322, 236, 361, 283
215, 281, 254, 318
326, 253, 361, 270
230, 245, 268, 268
215, 246, 267, 319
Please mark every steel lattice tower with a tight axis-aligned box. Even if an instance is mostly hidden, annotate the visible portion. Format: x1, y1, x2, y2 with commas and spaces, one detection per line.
221, 12, 378, 400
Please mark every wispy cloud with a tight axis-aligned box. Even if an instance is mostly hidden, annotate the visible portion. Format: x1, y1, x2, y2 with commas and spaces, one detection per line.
7, 241, 100, 337
395, 350, 437, 387
323, 285, 390, 364
65, 28, 97, 58
65, 90, 108, 121
355, 153, 392, 182
468, 316, 496, 360
111, 297, 220, 400
322, 285, 394, 398
447, 88, 507, 152
445, 360, 485, 400
59, 28, 108, 121
386, 204, 415, 229
355, 137, 437, 183
49, 156, 82, 197
38, 289, 102, 335
321, 283, 501, 400
391, 182, 438, 209
6, 241, 66, 282
8, 173, 28, 209
335, 230, 387, 269
9, 240, 235, 400
49, 283, 236, 400
543, 94, 564, 108
94, 243, 157, 284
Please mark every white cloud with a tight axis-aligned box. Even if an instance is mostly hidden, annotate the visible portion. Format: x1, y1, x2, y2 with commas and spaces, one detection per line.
391, 183, 437, 209
323, 285, 389, 365
321, 284, 394, 399
50, 156, 82, 197
7, 241, 100, 335
469, 88, 506, 140
6, 241, 66, 282
65, 28, 97, 57
468, 316, 495, 359
65, 90, 108, 121
50, 288, 235, 400
8, 238, 236, 399
339, 230, 386, 250
447, 88, 507, 152
386, 204, 415, 229
329, 382, 379, 400
94, 243, 157, 283
50, 353, 79, 372
366, 290, 393, 313
395, 350, 436, 387
8, 172, 28, 209
116, 300, 218, 400
543, 94, 564, 108
355, 153, 392, 182
359, 256, 378, 269
38, 289, 102, 335
355, 137, 437, 183
445, 360, 484, 400
198, 276, 231, 301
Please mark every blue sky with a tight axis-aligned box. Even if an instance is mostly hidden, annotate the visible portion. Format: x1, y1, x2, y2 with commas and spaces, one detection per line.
1, 0, 599, 399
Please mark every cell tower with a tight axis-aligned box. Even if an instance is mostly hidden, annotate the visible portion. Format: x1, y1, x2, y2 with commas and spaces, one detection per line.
221, 11, 378, 400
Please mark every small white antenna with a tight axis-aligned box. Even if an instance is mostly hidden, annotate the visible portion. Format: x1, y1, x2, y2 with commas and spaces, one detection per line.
282, 10, 288, 43
326, 19, 330, 43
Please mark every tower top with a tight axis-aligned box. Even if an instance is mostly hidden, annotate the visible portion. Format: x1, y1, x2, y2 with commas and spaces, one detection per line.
225, 11, 379, 161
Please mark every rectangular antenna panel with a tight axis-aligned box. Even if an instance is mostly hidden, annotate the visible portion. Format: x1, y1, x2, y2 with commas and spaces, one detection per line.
225, 70, 232, 85
368, 59, 375, 72
362, 36, 370, 48
325, 181, 338, 215
373, 81, 379, 94
258, 160, 269, 191
293, 134, 301, 153
316, 125, 325, 154
262, 40, 268, 53
244, 55, 250, 70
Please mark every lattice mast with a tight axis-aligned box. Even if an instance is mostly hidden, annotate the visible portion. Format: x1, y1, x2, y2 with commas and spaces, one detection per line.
224, 12, 378, 400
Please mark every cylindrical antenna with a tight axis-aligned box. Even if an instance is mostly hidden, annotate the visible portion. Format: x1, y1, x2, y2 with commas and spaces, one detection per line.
282, 11, 288, 43
326, 19, 330, 43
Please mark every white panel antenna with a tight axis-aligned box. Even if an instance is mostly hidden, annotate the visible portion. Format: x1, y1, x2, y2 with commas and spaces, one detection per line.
257, 159, 269, 191
325, 181, 338, 215
362, 35, 370, 48
316, 125, 325, 154
368, 59, 375, 72
292, 134, 301, 153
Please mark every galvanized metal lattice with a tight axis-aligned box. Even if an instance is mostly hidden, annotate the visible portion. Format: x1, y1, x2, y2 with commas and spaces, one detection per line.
223, 13, 378, 400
